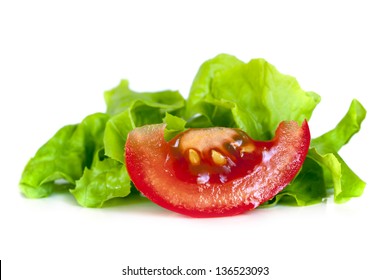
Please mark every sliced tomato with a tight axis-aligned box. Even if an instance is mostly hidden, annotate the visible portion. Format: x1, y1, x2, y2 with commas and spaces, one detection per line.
125, 121, 310, 217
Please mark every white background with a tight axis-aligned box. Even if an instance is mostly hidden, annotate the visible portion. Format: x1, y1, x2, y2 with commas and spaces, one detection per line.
1, 0, 389, 279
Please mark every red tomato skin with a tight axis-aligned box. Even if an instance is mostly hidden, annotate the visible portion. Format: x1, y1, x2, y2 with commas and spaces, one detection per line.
125, 121, 310, 218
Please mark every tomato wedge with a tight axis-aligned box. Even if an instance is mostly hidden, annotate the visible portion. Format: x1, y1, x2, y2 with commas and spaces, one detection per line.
125, 121, 310, 217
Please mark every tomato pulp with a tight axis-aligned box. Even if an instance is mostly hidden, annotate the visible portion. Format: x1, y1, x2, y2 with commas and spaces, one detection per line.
125, 121, 310, 217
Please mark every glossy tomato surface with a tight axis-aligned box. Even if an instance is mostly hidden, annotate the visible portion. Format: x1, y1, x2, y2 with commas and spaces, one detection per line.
125, 121, 310, 217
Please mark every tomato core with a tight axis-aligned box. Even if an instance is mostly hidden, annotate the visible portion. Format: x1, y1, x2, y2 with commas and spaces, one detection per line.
168, 127, 264, 185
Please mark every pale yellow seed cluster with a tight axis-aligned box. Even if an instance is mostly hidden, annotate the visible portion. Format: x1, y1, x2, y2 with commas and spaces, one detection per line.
180, 127, 256, 168
186, 146, 256, 167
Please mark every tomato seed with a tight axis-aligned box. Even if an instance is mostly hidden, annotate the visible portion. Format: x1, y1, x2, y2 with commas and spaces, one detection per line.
188, 148, 201, 165
211, 150, 227, 166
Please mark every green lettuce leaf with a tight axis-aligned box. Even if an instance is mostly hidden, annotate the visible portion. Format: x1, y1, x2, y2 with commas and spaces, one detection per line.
163, 113, 187, 141
307, 149, 365, 204
186, 54, 321, 139
70, 149, 131, 207
20, 113, 110, 198
311, 99, 366, 154
185, 54, 244, 122
103, 81, 186, 163
309, 99, 367, 203
105, 80, 185, 116
20, 80, 186, 207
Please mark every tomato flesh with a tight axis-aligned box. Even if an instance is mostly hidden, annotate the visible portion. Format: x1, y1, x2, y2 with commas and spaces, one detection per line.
125, 121, 310, 217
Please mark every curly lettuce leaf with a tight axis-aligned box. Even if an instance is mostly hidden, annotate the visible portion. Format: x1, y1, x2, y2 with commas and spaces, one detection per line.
308, 149, 365, 204
70, 149, 131, 207
310, 99, 366, 203
105, 80, 185, 116
20, 113, 110, 198
186, 54, 321, 139
311, 99, 366, 154
185, 54, 244, 122
163, 113, 187, 141
20, 80, 186, 207
104, 81, 186, 163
